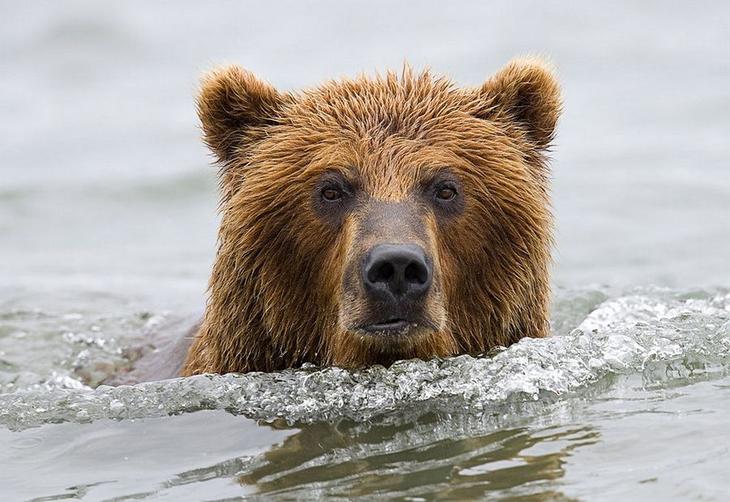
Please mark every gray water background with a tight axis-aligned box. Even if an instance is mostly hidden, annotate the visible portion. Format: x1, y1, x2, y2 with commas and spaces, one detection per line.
1, 1, 730, 500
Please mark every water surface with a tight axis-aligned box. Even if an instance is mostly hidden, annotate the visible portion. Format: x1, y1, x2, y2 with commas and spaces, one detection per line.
2, 1, 730, 500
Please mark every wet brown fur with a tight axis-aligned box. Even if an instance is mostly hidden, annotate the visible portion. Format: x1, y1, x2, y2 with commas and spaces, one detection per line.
182, 58, 562, 375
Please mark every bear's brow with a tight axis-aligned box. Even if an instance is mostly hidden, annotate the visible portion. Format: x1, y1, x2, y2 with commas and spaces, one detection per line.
322, 165, 360, 187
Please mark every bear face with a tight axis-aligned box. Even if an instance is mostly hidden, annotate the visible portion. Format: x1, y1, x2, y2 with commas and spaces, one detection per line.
182, 59, 561, 375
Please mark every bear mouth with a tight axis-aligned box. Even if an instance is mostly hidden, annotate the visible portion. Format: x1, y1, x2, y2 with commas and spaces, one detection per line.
356, 318, 434, 336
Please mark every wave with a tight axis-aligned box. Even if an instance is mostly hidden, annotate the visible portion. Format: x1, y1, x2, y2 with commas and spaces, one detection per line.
1, 288, 728, 431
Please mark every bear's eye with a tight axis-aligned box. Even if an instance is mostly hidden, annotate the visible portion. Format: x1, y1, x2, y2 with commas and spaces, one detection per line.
313, 172, 355, 223
321, 186, 343, 202
434, 184, 457, 201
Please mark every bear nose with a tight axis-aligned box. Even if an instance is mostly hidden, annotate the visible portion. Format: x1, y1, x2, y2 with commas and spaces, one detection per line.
363, 244, 432, 301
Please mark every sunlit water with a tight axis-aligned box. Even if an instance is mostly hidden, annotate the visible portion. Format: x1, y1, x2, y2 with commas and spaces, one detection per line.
2, 1, 730, 500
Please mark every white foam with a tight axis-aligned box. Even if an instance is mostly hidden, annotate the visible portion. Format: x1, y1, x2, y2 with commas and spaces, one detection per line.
1, 289, 729, 431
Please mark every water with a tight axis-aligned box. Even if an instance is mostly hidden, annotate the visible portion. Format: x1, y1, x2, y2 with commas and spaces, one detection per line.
2, 1, 730, 500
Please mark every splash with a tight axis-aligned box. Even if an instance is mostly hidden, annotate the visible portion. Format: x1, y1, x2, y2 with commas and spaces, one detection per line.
1, 289, 728, 431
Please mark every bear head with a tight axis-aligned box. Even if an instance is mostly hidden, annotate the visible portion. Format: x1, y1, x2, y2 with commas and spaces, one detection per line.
183, 59, 561, 374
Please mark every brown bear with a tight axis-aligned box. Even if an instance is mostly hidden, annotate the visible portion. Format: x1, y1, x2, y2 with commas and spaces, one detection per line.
180, 58, 561, 376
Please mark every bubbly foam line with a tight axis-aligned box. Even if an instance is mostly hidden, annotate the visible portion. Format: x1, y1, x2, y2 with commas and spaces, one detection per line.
1, 292, 729, 431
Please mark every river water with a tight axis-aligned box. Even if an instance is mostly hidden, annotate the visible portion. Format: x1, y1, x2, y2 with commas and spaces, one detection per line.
2, 1, 730, 500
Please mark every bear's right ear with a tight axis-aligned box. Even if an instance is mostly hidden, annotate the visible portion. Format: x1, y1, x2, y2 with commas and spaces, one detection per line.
197, 66, 289, 163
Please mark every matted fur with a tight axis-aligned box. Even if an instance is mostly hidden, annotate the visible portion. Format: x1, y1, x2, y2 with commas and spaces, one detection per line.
182, 58, 562, 375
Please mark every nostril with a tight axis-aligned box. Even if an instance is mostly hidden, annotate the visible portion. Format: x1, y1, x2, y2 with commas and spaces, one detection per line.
404, 261, 427, 285
363, 244, 432, 299
368, 262, 394, 284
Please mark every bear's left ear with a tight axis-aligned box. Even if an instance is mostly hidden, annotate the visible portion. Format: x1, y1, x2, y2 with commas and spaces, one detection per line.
472, 58, 562, 150
197, 65, 290, 164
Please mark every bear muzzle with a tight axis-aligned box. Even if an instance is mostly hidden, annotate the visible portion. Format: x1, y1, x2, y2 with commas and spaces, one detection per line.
354, 243, 437, 336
